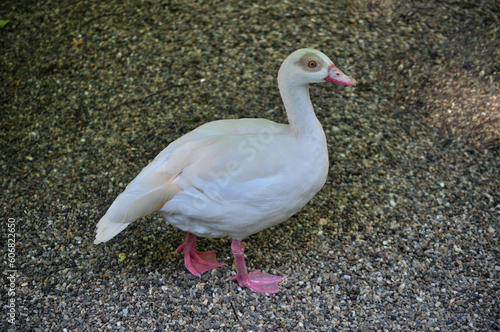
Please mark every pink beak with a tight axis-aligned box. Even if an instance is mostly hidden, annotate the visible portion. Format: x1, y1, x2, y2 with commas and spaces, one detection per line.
325, 64, 356, 86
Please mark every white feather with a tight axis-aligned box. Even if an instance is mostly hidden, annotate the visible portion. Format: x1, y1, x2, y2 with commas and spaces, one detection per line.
94, 49, 354, 243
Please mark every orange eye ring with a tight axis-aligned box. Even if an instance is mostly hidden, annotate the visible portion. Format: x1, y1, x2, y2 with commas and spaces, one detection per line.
308, 61, 317, 68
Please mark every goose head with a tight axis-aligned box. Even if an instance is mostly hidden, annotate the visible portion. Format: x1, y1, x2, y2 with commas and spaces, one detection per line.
278, 48, 356, 87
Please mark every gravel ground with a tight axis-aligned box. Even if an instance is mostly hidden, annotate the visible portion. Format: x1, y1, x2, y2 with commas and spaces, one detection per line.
1, 0, 499, 331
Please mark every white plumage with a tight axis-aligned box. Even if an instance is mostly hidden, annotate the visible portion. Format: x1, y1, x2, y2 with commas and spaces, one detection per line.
95, 48, 355, 293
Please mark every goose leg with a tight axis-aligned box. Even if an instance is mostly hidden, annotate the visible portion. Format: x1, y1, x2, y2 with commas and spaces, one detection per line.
176, 232, 225, 277
231, 239, 283, 293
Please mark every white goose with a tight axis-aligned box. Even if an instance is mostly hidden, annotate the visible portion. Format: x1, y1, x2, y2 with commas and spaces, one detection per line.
95, 48, 355, 293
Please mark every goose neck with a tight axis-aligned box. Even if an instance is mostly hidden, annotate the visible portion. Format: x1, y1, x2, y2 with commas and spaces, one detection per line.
279, 83, 323, 138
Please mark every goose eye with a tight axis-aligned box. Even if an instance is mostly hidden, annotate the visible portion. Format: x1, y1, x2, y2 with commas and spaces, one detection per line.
308, 61, 317, 68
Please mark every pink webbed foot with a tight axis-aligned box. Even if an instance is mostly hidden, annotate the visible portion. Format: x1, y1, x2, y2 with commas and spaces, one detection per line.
176, 233, 225, 277
231, 240, 284, 294
232, 270, 284, 294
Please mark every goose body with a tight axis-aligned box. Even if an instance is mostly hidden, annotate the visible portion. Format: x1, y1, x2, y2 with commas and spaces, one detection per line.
95, 48, 355, 293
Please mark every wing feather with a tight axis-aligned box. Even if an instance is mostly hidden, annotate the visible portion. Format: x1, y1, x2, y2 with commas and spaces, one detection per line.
94, 118, 289, 243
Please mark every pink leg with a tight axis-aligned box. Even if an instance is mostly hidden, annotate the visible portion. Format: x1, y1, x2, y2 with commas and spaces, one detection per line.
231, 240, 283, 293
176, 233, 225, 277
